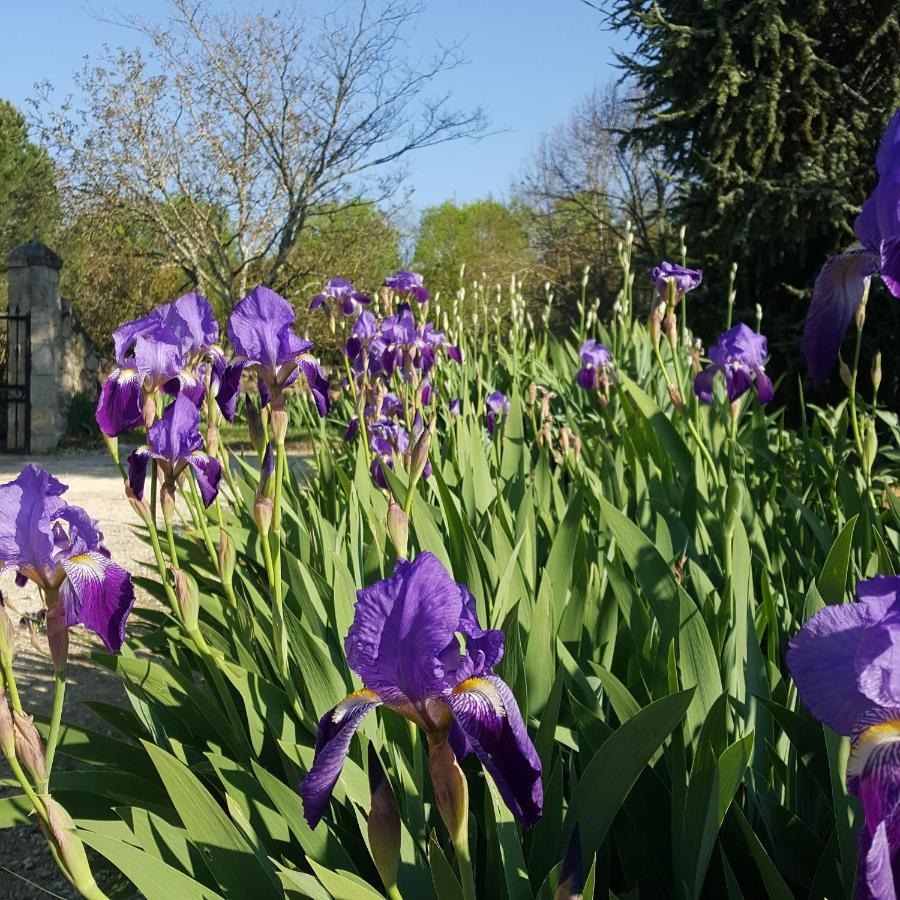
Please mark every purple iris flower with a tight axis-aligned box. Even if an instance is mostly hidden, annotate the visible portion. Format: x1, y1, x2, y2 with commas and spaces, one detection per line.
114, 293, 221, 368
310, 277, 371, 317
693, 323, 773, 405
384, 269, 430, 303
96, 329, 201, 437
299, 552, 542, 829
650, 261, 703, 303
449, 398, 462, 418
576, 339, 614, 390
345, 310, 379, 371
368, 418, 410, 489
97, 294, 222, 437
0, 465, 135, 652
787, 575, 900, 900
802, 110, 900, 385
486, 390, 511, 436
220, 285, 330, 419
127, 394, 222, 507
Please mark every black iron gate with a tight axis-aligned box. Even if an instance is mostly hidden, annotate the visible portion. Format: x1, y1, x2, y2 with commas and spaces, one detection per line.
0, 307, 31, 453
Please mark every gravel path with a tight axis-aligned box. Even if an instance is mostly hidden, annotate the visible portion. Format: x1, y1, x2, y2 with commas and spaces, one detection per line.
0, 450, 160, 898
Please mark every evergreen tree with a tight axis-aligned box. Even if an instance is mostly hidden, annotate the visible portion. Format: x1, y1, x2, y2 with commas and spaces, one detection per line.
0, 99, 58, 258
604, 1, 900, 398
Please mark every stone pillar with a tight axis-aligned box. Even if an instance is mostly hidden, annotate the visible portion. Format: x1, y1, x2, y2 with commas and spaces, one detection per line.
5, 240, 65, 453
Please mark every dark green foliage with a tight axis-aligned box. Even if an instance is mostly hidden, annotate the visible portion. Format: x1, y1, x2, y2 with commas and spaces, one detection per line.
605, 1, 900, 404
0, 99, 59, 278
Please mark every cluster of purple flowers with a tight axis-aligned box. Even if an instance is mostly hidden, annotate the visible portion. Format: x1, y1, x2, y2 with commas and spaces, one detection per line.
96, 286, 331, 508
0, 465, 135, 654
96, 292, 224, 438
315, 271, 459, 486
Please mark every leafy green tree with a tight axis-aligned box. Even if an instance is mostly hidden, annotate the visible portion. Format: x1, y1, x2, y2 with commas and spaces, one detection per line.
604, 0, 900, 395
413, 199, 535, 302
0, 99, 58, 258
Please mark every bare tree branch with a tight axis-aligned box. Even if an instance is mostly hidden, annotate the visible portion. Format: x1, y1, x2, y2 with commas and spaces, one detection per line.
34, 0, 487, 308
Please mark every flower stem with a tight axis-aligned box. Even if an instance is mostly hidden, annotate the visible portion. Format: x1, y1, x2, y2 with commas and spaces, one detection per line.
40, 669, 66, 793
454, 835, 477, 900
270, 439, 289, 678
164, 517, 179, 569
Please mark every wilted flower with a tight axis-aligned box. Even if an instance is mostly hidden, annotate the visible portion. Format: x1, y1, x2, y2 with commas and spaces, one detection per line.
0, 465, 135, 652
310, 277, 371, 317
787, 575, 900, 900
486, 390, 510, 436
576, 339, 614, 390
384, 269, 429, 303
220, 285, 329, 418
127, 393, 222, 512
693, 323, 773, 405
650, 261, 703, 304
299, 552, 542, 828
802, 109, 900, 385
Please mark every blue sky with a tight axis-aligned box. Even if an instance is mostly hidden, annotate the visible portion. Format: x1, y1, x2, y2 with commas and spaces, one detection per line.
1, 1, 623, 210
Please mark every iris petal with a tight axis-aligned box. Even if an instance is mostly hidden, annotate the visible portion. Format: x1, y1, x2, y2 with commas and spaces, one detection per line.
693, 366, 717, 404
61, 551, 135, 652
800, 250, 878, 386
345, 553, 463, 705
126, 448, 153, 501
787, 600, 885, 736
880, 236, 900, 299
448, 675, 543, 827
299, 690, 381, 828
95, 368, 144, 437
186, 452, 222, 507
227, 285, 296, 373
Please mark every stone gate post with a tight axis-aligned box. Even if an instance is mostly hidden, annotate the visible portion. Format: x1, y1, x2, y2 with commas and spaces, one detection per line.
5, 240, 65, 452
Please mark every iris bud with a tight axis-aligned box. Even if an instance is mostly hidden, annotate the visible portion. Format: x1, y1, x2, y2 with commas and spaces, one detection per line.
0, 609, 14, 670
142, 393, 157, 430
160, 481, 176, 525
839, 359, 853, 389
864, 418, 878, 476
573, 435, 582, 459
14, 711, 47, 783
428, 737, 469, 848
667, 383, 684, 413
410, 416, 436, 485
172, 568, 199, 632
254, 496, 274, 537
46, 602, 68, 675
663, 312, 678, 350
555, 824, 584, 900
872, 353, 882, 393
41, 794, 103, 897
649, 303, 663, 349
386, 500, 408, 559
218, 530, 236, 589
527, 383, 538, 406
205, 423, 220, 458
0, 690, 14, 757
367, 745, 401, 893
270, 407, 288, 445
